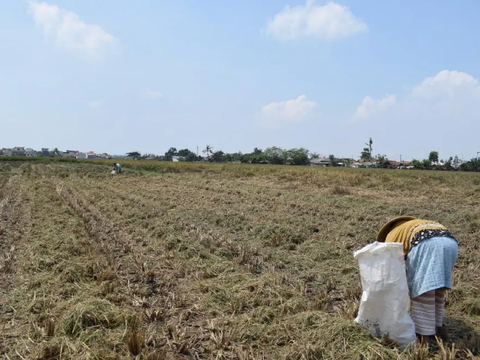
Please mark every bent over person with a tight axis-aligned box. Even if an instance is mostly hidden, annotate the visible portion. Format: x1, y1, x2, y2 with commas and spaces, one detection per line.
377, 216, 459, 343
113, 163, 122, 174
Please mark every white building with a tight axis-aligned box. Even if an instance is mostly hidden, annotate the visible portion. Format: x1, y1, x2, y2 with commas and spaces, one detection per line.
41, 148, 51, 157
12, 147, 25, 156
1, 148, 13, 156
172, 156, 185, 162
25, 148, 38, 157
310, 157, 330, 167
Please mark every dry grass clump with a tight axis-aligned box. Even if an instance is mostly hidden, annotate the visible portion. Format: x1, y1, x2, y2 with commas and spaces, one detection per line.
62, 299, 127, 337
127, 329, 144, 356
1, 161, 480, 358
331, 184, 352, 195
44, 317, 56, 337
41, 343, 62, 360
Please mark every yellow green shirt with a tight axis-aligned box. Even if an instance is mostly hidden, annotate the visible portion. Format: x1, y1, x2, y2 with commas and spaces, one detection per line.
385, 219, 448, 255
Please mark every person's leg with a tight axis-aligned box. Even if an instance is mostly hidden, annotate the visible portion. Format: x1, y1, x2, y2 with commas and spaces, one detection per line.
435, 288, 448, 341
411, 290, 437, 342
435, 288, 446, 327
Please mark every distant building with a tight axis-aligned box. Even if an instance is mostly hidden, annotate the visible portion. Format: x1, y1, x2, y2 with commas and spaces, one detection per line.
87, 151, 96, 159
64, 150, 79, 158
339, 158, 355, 167
25, 148, 38, 157
77, 153, 87, 159
172, 156, 185, 162
96, 153, 112, 159
383, 160, 401, 168
352, 161, 377, 168
1, 148, 13, 156
310, 157, 330, 167
41, 148, 51, 157
12, 147, 25, 156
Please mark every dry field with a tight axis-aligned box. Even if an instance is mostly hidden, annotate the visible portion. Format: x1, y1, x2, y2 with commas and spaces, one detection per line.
1, 161, 480, 359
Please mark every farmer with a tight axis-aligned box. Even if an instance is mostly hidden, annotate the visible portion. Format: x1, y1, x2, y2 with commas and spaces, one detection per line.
113, 163, 122, 174
377, 216, 458, 343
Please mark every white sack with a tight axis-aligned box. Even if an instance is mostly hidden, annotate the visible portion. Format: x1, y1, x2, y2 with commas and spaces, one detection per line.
354, 242, 416, 348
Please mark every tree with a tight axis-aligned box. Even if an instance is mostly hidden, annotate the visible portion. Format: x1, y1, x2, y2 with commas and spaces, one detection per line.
242, 149, 264, 164
411, 159, 422, 168
460, 158, 480, 172
452, 156, 461, 169
310, 152, 320, 159
422, 159, 431, 169
185, 152, 199, 162
177, 149, 192, 157
211, 151, 225, 163
142, 153, 158, 160
286, 148, 309, 165
376, 154, 388, 167
263, 147, 286, 164
360, 138, 373, 160
51, 148, 61, 157
221, 152, 243, 163
249, 149, 265, 163
166, 147, 178, 156
126, 151, 141, 160
445, 157, 453, 171
429, 151, 439, 164
174, 149, 199, 161
328, 154, 338, 167
203, 145, 213, 161
164, 147, 178, 161
228, 152, 243, 162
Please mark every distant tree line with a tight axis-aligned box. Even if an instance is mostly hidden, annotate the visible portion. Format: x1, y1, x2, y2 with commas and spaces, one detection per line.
4, 143, 477, 172
410, 152, 480, 172
127, 146, 312, 165
357, 138, 480, 172
124, 144, 480, 172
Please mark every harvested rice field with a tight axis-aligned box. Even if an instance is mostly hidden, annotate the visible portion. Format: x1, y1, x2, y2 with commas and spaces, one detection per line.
0, 161, 479, 359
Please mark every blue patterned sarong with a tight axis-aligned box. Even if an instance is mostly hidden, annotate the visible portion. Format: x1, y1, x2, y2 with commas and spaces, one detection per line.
406, 236, 458, 299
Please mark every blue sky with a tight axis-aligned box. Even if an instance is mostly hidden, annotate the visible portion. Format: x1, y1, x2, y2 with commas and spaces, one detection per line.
1, 0, 479, 160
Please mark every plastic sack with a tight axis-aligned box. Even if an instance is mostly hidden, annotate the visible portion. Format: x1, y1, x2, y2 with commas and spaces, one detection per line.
354, 242, 416, 348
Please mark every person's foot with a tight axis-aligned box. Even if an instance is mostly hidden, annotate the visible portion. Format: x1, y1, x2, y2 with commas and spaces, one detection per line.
436, 325, 449, 342
416, 334, 430, 344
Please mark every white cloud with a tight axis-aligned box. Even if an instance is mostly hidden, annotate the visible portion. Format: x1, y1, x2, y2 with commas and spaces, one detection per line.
350, 70, 480, 159
353, 94, 396, 121
267, 0, 367, 41
88, 100, 103, 109
411, 70, 480, 99
353, 70, 480, 122
143, 89, 164, 100
28, 1, 118, 59
260, 95, 317, 126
